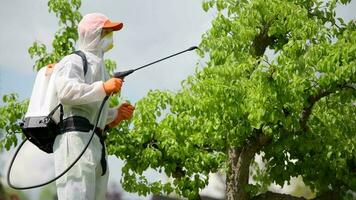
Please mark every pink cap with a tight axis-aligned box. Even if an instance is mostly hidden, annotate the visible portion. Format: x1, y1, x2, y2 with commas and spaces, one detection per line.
78, 13, 123, 34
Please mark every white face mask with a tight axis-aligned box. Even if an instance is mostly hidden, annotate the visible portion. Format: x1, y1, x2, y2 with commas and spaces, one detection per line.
100, 32, 114, 53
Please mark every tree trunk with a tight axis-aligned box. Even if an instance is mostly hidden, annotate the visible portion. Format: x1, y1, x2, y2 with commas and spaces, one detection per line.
226, 132, 271, 200
226, 146, 258, 200
226, 147, 240, 200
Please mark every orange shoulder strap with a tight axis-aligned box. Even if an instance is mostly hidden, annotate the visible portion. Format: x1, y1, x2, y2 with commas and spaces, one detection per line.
45, 63, 57, 76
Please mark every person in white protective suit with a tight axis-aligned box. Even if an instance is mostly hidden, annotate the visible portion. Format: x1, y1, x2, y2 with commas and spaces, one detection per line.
52, 13, 135, 200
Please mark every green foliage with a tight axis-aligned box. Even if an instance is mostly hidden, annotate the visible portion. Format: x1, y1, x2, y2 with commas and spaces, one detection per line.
107, 90, 225, 198
105, 58, 118, 76
28, 0, 82, 71
106, 0, 355, 199
0, 94, 28, 151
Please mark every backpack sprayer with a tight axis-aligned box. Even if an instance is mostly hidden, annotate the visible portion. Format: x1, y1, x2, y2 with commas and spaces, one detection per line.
7, 46, 198, 190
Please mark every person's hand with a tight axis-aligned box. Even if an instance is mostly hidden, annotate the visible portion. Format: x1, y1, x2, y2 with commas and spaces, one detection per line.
103, 78, 123, 95
117, 103, 135, 120
107, 103, 135, 128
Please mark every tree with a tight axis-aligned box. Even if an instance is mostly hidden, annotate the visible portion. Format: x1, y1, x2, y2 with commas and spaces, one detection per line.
106, 0, 356, 199
0, 0, 355, 200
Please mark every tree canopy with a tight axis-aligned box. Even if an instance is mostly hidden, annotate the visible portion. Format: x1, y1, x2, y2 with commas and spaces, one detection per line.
107, 0, 356, 199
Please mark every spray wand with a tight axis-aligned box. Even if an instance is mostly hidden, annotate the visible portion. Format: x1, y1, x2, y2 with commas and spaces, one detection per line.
113, 46, 198, 79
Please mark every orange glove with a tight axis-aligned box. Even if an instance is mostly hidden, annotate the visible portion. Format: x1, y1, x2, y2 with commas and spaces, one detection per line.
107, 103, 135, 128
103, 78, 123, 95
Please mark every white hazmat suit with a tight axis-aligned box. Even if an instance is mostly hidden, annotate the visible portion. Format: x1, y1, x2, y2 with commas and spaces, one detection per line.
52, 13, 122, 200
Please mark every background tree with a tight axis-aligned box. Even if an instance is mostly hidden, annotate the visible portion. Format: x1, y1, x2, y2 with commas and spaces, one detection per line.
0, 0, 355, 200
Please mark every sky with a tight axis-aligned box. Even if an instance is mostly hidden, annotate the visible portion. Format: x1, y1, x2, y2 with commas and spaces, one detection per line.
0, 0, 355, 200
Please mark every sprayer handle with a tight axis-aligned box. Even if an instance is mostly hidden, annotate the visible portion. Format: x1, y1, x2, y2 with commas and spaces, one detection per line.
113, 69, 135, 79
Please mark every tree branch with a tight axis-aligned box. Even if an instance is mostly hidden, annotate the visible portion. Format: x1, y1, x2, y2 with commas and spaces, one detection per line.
251, 190, 340, 200
251, 23, 275, 57
299, 89, 332, 132
252, 191, 306, 200
299, 84, 355, 132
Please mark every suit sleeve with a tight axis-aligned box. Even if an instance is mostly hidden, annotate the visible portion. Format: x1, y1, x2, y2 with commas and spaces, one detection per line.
55, 59, 107, 105
106, 108, 118, 124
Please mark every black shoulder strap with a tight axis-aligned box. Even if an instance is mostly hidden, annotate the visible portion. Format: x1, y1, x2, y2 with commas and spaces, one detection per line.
72, 50, 88, 76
